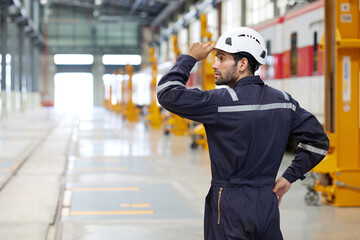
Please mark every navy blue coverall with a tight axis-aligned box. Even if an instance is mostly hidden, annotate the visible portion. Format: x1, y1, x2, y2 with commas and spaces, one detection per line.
157, 55, 329, 240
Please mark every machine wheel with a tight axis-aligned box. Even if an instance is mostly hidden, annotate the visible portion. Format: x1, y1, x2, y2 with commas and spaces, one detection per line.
305, 189, 319, 206
190, 141, 198, 149
302, 172, 318, 188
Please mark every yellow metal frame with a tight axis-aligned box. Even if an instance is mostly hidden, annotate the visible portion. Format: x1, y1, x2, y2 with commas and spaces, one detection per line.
112, 69, 124, 114
312, 0, 360, 206
192, 13, 215, 149
123, 64, 140, 122
104, 72, 114, 110
163, 34, 190, 136
146, 47, 163, 129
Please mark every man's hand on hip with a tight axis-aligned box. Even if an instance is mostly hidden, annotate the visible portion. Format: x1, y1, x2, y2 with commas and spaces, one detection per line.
273, 176, 291, 207
187, 42, 216, 61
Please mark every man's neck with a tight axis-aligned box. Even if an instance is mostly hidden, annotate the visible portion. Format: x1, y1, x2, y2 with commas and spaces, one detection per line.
229, 73, 254, 88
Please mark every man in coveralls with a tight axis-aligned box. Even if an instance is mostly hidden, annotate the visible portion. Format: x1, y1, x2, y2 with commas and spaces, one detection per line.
157, 27, 329, 239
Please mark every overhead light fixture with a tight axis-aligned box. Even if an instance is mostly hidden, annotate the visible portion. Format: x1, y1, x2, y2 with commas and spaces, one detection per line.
95, 0, 102, 6
54, 54, 94, 65
102, 54, 142, 65
7, 5, 20, 17
40, 0, 48, 5
24, 25, 33, 33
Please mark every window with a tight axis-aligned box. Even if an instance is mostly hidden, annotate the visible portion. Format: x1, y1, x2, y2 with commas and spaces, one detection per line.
313, 31, 318, 73
266, 40, 272, 79
54, 54, 94, 65
290, 32, 297, 76
226, 0, 233, 31
102, 55, 142, 65
54, 73, 93, 113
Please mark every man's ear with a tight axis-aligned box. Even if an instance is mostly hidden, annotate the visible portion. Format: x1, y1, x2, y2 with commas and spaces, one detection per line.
237, 57, 248, 72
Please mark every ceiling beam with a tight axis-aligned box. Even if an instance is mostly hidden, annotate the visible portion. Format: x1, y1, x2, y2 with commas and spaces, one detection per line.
128, 0, 145, 15
153, 0, 179, 2
151, 0, 186, 26
49, 0, 95, 9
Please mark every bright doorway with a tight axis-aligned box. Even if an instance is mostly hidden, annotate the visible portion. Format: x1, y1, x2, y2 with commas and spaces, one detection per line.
54, 72, 93, 113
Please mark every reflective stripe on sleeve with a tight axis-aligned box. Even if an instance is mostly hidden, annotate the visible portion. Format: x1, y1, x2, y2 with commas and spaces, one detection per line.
225, 88, 239, 101
157, 81, 186, 92
218, 103, 296, 112
298, 143, 328, 156
280, 90, 289, 101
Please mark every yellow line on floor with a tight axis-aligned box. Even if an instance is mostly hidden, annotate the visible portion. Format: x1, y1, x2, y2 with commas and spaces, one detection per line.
74, 159, 121, 163
70, 187, 139, 191
10, 159, 24, 172
70, 210, 155, 215
100, 159, 121, 163
72, 167, 125, 171
120, 203, 151, 208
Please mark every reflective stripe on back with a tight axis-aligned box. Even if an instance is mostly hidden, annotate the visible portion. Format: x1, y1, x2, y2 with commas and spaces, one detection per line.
218, 103, 296, 112
280, 90, 289, 101
225, 87, 239, 101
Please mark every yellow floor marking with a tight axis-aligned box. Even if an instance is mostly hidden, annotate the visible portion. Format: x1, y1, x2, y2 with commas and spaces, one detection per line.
63, 190, 72, 207
100, 159, 121, 163
10, 159, 24, 172
75, 158, 121, 163
72, 167, 125, 171
70, 210, 154, 215
70, 187, 139, 191
62, 207, 70, 217
120, 203, 151, 208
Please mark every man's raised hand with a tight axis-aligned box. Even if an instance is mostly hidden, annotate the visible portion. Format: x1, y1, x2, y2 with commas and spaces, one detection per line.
187, 42, 216, 61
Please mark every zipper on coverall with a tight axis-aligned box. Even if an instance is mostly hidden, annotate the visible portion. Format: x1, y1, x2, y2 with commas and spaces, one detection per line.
217, 187, 223, 224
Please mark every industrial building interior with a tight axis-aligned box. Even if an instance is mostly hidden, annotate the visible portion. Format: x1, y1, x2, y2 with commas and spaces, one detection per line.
0, 0, 360, 239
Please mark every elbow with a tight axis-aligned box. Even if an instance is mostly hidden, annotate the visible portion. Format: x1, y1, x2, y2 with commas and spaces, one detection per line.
157, 92, 165, 107
323, 133, 330, 151
326, 137, 330, 151
317, 128, 330, 152
157, 89, 176, 108
157, 91, 170, 110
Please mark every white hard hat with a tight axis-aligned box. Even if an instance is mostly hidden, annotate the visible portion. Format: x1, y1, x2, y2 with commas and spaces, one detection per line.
215, 27, 267, 65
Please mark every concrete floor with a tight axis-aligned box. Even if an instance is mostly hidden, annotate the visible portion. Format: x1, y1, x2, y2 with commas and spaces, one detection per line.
0, 107, 360, 240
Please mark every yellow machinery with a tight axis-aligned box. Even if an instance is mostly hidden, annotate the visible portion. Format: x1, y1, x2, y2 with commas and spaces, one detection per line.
200, 14, 216, 91
119, 68, 126, 114
164, 34, 190, 136
120, 68, 126, 115
146, 47, 163, 129
306, 0, 360, 206
104, 75, 112, 110
104, 85, 111, 110
112, 69, 124, 114
191, 13, 215, 150
123, 64, 140, 122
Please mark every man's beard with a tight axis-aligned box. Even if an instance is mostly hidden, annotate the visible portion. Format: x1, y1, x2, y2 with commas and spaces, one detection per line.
215, 65, 238, 86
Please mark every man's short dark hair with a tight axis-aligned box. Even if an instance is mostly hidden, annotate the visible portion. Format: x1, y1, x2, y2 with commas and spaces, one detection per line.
231, 52, 260, 75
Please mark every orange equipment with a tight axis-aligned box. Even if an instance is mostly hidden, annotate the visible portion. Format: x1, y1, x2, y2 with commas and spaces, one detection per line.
191, 13, 215, 149
146, 47, 163, 129
163, 34, 190, 136
307, 0, 360, 206
112, 69, 124, 114
123, 64, 140, 122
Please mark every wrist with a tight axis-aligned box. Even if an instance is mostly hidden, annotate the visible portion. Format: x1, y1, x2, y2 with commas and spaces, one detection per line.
282, 174, 295, 184
179, 54, 197, 64
186, 54, 198, 62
